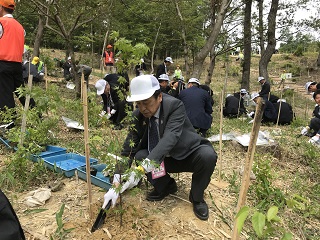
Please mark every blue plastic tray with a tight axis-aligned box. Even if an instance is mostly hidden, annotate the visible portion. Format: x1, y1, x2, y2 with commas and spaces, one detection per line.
77, 164, 112, 190
43, 153, 98, 177
31, 145, 67, 162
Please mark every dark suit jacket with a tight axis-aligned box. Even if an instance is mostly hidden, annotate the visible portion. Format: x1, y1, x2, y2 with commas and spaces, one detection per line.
121, 94, 208, 164
179, 86, 213, 130
259, 82, 270, 99
273, 102, 293, 124
155, 63, 166, 78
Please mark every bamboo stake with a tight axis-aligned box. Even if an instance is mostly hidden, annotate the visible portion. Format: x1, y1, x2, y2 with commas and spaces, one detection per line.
218, 90, 224, 181
276, 80, 284, 127
82, 72, 93, 219
19, 73, 33, 147
231, 97, 264, 240
45, 65, 48, 91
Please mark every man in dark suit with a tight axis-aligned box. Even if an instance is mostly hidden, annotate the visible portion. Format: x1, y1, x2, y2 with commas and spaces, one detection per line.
155, 57, 173, 78
273, 99, 294, 125
258, 76, 270, 100
249, 93, 277, 124
103, 75, 217, 220
179, 78, 213, 137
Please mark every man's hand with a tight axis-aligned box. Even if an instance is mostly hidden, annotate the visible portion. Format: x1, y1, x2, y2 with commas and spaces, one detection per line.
301, 126, 310, 136
309, 134, 320, 144
103, 188, 119, 208
141, 158, 155, 173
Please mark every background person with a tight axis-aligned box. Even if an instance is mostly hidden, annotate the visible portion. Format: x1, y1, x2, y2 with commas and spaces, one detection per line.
157, 73, 170, 93
179, 78, 213, 137
62, 56, 73, 80
301, 89, 320, 139
155, 57, 173, 78
272, 99, 294, 125
135, 58, 147, 76
248, 93, 277, 124
173, 64, 182, 79
32, 56, 45, 81
0, 0, 25, 111
103, 75, 217, 221
103, 44, 115, 73
305, 81, 320, 94
258, 76, 270, 100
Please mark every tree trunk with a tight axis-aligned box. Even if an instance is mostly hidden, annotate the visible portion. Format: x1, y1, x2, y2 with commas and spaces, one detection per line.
173, 0, 190, 80
192, 0, 231, 79
241, 0, 252, 91
33, 14, 45, 57
259, 0, 278, 81
258, 0, 264, 56
206, 49, 216, 85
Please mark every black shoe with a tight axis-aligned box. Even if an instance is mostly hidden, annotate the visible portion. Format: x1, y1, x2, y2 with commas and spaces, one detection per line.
146, 179, 177, 201
189, 193, 209, 220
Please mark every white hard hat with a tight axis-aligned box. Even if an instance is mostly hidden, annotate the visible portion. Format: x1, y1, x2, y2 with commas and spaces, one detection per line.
95, 79, 106, 95
126, 75, 160, 102
277, 99, 286, 103
158, 74, 170, 81
165, 57, 173, 63
258, 76, 265, 82
240, 89, 247, 94
251, 92, 260, 100
305, 81, 316, 93
188, 78, 200, 85
67, 56, 71, 60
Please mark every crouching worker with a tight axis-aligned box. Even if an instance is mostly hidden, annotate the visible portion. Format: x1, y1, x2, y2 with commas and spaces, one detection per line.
248, 93, 277, 124
301, 89, 320, 144
102, 75, 217, 220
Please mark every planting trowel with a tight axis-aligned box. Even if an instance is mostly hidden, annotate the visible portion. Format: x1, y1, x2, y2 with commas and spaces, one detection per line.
91, 200, 111, 232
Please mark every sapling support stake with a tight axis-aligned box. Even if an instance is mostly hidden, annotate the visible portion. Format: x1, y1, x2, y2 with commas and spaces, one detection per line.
276, 79, 285, 127
45, 65, 48, 91
82, 72, 93, 219
231, 97, 264, 240
19, 73, 33, 147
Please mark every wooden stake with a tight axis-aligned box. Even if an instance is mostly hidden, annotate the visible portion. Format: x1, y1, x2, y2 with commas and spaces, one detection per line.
45, 65, 48, 91
82, 72, 93, 219
276, 80, 284, 127
19, 74, 33, 147
218, 90, 224, 181
231, 97, 264, 240
100, 31, 109, 77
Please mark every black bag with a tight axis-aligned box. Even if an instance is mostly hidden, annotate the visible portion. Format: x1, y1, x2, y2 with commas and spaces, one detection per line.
0, 190, 25, 240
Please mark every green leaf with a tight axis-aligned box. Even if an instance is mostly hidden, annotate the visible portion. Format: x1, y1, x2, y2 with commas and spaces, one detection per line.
281, 232, 293, 240
235, 206, 250, 233
23, 208, 48, 215
252, 211, 265, 237
267, 206, 278, 222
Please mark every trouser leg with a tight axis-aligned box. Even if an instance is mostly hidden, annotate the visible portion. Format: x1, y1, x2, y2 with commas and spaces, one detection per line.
164, 144, 217, 202
309, 117, 320, 135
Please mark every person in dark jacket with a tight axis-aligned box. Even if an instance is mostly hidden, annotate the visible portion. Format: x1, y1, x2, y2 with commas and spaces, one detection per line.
305, 81, 320, 94
199, 84, 214, 106
22, 61, 40, 83
62, 57, 73, 80
155, 57, 173, 78
249, 93, 277, 124
102, 75, 217, 221
179, 78, 213, 137
273, 99, 294, 125
157, 74, 171, 93
0, 189, 25, 240
135, 58, 147, 76
301, 90, 320, 140
95, 73, 131, 129
224, 89, 247, 118
258, 76, 270, 100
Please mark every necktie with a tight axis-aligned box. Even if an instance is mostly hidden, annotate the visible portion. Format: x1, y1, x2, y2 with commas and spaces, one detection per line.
148, 116, 159, 153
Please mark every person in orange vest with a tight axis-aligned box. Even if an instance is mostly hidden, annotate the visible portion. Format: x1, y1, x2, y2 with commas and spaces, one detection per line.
103, 44, 115, 74
0, 0, 25, 112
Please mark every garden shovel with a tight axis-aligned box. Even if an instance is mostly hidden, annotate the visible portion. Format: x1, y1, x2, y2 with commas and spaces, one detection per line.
91, 200, 111, 232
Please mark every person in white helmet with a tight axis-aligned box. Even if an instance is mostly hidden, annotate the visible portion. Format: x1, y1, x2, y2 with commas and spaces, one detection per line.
102, 75, 217, 221
258, 76, 270, 100
155, 57, 173, 78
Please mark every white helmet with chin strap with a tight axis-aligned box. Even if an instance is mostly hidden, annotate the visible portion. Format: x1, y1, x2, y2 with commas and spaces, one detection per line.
126, 75, 160, 102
